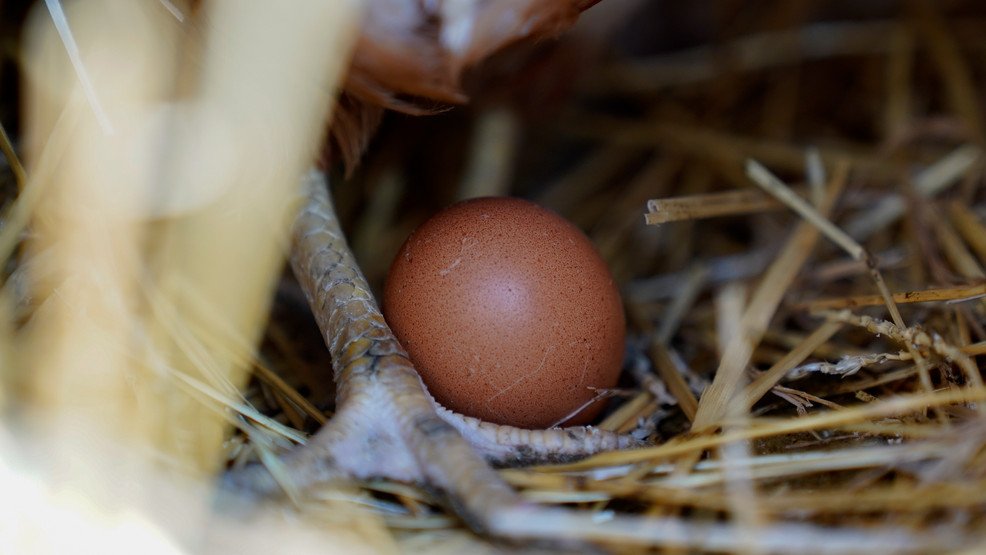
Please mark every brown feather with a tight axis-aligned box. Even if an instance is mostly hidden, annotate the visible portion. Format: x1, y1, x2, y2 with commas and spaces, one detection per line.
325, 94, 385, 176
326, 0, 593, 172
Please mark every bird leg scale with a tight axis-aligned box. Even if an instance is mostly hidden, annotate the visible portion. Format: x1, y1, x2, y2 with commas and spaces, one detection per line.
226, 169, 640, 535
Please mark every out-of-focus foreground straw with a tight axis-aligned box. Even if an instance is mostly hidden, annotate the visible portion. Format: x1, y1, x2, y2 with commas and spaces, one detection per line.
0, 1, 393, 552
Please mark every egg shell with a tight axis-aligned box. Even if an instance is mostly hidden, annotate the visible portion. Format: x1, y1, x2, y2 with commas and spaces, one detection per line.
382, 196, 625, 429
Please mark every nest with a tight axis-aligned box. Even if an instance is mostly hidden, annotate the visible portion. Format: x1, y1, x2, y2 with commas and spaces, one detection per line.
3, 0, 986, 553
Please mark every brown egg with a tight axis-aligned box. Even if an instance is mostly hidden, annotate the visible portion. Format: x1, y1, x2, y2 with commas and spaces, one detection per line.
383, 197, 625, 429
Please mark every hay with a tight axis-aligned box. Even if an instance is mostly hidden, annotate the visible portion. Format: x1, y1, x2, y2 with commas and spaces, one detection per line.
330, 1, 986, 551
3, 0, 986, 553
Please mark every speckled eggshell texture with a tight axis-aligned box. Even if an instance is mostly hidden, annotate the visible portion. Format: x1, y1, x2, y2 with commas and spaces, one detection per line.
383, 196, 625, 429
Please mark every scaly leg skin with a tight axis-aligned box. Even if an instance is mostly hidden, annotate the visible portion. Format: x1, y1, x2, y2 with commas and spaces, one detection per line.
227, 169, 640, 538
